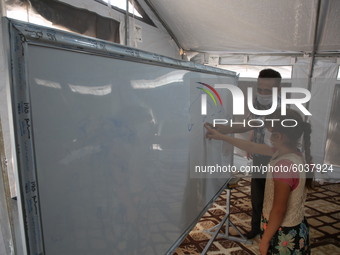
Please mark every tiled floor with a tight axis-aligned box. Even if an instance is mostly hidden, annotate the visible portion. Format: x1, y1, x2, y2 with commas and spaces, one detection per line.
174, 179, 340, 255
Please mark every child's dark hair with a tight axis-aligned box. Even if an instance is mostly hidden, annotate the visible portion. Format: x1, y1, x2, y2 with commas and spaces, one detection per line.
266, 108, 314, 189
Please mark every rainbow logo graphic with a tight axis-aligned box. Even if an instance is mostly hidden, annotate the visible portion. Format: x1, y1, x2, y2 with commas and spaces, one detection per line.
196, 82, 223, 115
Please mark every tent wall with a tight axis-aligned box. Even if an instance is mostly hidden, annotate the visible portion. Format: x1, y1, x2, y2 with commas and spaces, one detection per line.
57, 0, 181, 58
0, 125, 15, 254
290, 57, 339, 180
197, 54, 340, 180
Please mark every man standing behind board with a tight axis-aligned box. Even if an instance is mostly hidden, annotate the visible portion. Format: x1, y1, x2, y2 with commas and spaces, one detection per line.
207, 69, 282, 239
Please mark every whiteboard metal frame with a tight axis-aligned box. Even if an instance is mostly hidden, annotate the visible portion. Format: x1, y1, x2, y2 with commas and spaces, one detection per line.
165, 179, 231, 255
7, 18, 237, 255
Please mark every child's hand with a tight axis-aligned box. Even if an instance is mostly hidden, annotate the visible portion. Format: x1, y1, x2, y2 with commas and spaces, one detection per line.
205, 122, 228, 134
204, 123, 224, 140
259, 238, 270, 255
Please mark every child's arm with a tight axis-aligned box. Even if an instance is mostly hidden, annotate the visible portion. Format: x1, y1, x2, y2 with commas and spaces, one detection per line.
204, 123, 273, 156
259, 181, 291, 255
205, 122, 254, 134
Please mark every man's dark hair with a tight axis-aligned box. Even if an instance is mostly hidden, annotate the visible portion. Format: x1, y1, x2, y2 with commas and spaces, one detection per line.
258, 68, 282, 86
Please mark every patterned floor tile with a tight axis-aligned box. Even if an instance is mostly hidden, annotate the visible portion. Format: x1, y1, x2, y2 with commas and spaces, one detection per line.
173, 179, 340, 255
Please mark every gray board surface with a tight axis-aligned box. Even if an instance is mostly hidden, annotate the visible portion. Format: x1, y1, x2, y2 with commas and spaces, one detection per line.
8, 19, 237, 254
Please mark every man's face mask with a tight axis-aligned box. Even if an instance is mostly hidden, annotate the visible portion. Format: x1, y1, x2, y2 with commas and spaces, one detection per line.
256, 93, 273, 106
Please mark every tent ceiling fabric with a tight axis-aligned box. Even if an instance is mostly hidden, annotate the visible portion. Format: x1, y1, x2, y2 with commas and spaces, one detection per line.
318, 0, 340, 53
147, 0, 340, 54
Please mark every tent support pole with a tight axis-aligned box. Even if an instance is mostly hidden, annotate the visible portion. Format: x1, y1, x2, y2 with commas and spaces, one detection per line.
190, 51, 340, 58
125, 0, 130, 46
305, 0, 321, 120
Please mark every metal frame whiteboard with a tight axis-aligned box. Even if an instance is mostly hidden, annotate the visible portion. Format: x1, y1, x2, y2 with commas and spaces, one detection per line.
7, 18, 237, 255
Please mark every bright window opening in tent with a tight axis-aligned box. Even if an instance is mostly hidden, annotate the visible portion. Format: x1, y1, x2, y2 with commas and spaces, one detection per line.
219, 65, 292, 79
6, 7, 56, 29
95, 0, 155, 26
337, 67, 340, 80
5, 2, 121, 43
100, 0, 142, 18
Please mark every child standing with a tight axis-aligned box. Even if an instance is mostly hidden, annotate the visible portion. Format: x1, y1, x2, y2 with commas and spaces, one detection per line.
204, 109, 312, 255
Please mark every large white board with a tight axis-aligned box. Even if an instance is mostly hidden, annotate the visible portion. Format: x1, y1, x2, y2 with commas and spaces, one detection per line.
8, 20, 237, 254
